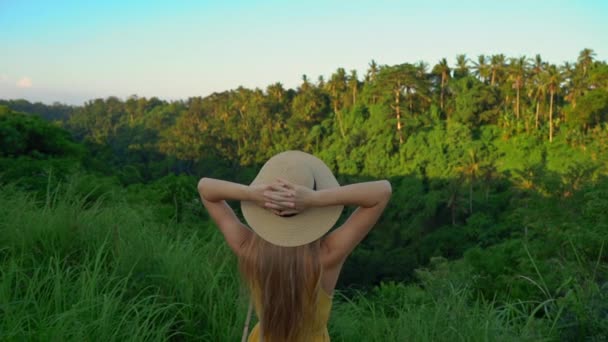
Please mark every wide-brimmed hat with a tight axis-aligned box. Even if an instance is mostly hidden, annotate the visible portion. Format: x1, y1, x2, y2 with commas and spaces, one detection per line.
241, 150, 344, 247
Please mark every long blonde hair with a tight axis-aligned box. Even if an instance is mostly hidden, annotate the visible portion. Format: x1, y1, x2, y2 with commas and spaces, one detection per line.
239, 233, 321, 341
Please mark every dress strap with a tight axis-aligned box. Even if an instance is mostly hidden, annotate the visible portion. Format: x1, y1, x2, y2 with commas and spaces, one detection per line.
241, 299, 253, 342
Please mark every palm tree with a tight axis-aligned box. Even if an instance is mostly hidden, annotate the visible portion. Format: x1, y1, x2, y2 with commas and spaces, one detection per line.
300, 74, 311, 91
326, 68, 348, 137
544, 65, 562, 142
416, 61, 429, 76
265, 82, 286, 133
326, 68, 347, 113
266, 82, 285, 102
445, 178, 464, 226
348, 69, 359, 106
473, 54, 490, 84
480, 162, 500, 200
530, 54, 545, 75
432, 58, 451, 110
366, 59, 379, 82
529, 55, 546, 129
317, 75, 325, 88
407, 63, 432, 114
490, 54, 506, 86
577, 48, 596, 77
508, 56, 528, 119
375, 63, 425, 144
458, 149, 480, 214
454, 54, 469, 79
403, 69, 418, 113
365, 60, 380, 104
563, 61, 586, 110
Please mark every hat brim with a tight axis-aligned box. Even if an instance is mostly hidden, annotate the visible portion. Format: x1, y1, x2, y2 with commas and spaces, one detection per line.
241, 151, 343, 247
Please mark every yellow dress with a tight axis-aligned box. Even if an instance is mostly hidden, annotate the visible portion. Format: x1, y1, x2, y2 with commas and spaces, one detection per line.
247, 288, 333, 341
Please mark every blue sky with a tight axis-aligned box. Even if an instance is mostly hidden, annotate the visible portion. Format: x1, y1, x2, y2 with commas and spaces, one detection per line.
1, 0, 607, 104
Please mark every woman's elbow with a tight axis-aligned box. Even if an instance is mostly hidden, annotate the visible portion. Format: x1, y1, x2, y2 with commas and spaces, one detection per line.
381, 180, 392, 198
197, 177, 209, 197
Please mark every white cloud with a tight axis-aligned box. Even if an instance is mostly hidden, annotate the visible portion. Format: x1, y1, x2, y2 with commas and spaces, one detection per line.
16, 77, 32, 88
0, 74, 7, 82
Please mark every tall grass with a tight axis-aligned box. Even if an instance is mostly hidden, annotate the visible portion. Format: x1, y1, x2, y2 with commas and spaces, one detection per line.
0, 178, 595, 341
0, 180, 247, 340
328, 275, 554, 341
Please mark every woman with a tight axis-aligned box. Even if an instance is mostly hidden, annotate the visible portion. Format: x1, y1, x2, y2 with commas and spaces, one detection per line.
197, 151, 391, 341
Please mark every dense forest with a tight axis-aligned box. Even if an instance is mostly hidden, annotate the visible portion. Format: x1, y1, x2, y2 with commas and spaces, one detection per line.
1, 49, 607, 340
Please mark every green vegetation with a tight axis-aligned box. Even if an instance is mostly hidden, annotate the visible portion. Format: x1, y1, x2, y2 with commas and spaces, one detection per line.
1, 49, 607, 340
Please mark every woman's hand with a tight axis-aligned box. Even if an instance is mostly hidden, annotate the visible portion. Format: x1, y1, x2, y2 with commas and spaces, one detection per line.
262, 178, 317, 215
244, 182, 293, 216
248, 183, 273, 207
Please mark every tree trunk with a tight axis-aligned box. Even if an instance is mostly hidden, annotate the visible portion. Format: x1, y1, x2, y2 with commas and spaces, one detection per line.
336, 110, 345, 138
334, 99, 345, 138
516, 87, 520, 119
440, 74, 446, 110
408, 90, 413, 112
395, 89, 403, 144
549, 90, 554, 142
469, 182, 473, 214
535, 100, 540, 129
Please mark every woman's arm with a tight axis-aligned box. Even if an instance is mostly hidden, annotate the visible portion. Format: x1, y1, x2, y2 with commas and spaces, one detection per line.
198, 178, 254, 202
315, 181, 392, 266
197, 178, 270, 254
312, 180, 392, 208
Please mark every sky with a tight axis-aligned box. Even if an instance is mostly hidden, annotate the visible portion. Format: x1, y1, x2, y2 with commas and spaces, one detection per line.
1, 0, 607, 105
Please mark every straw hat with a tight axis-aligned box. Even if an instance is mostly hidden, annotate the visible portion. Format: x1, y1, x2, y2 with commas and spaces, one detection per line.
241, 151, 344, 247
